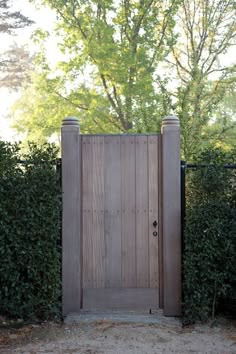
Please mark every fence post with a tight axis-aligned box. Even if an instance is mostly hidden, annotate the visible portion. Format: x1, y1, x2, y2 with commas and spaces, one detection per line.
61, 116, 81, 316
181, 161, 186, 258
161, 115, 181, 316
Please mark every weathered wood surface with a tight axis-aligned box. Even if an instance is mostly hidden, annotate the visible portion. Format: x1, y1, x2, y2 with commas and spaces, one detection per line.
135, 136, 149, 287
104, 136, 122, 288
81, 134, 160, 309
121, 136, 136, 288
83, 288, 159, 309
158, 135, 164, 308
148, 136, 159, 289
82, 137, 94, 289
92, 136, 105, 288
162, 116, 181, 316
62, 117, 181, 316
61, 118, 81, 315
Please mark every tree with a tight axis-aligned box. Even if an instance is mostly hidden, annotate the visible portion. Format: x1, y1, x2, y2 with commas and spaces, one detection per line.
165, 0, 236, 159
13, 0, 180, 140
12, 0, 235, 155
0, 44, 33, 90
0, 0, 33, 33
201, 83, 236, 150
0, 0, 34, 90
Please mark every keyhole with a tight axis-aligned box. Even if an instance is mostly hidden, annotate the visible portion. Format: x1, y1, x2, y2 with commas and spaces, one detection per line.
153, 220, 157, 228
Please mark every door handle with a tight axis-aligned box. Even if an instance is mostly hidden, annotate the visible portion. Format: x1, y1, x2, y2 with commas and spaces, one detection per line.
153, 220, 157, 228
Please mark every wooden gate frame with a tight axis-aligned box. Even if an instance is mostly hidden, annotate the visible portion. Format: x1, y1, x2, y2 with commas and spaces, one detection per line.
61, 115, 181, 317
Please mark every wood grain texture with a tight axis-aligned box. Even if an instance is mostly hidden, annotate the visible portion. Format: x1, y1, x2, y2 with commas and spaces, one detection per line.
135, 135, 149, 288
148, 135, 159, 288
92, 136, 105, 288
82, 137, 94, 288
83, 288, 159, 309
62, 124, 81, 315
158, 135, 164, 308
104, 136, 122, 288
121, 135, 136, 288
80, 134, 162, 311
162, 126, 181, 316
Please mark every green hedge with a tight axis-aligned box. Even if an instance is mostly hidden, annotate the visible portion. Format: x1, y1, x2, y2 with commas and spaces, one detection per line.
0, 142, 61, 320
183, 148, 236, 324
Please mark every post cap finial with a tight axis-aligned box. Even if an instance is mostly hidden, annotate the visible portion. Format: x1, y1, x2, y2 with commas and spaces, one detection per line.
162, 115, 179, 128
62, 116, 79, 127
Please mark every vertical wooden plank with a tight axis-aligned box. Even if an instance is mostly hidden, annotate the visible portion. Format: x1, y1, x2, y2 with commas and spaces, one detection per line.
82, 137, 93, 288
104, 136, 122, 288
158, 135, 164, 308
148, 135, 159, 289
121, 135, 136, 288
162, 115, 181, 316
135, 135, 149, 288
92, 136, 105, 288
61, 117, 81, 315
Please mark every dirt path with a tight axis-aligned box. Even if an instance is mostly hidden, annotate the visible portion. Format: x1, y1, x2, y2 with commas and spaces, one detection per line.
0, 318, 235, 353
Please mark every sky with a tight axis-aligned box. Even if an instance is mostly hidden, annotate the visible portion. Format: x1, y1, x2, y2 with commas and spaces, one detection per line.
0, 0, 56, 141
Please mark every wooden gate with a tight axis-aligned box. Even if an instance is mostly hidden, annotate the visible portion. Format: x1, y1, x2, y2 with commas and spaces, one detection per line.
61, 116, 181, 316
82, 135, 161, 309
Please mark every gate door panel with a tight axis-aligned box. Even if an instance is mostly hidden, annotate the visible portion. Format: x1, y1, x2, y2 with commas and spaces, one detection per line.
81, 135, 160, 309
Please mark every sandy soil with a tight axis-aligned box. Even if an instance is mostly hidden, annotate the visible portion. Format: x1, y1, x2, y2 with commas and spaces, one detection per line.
0, 318, 235, 354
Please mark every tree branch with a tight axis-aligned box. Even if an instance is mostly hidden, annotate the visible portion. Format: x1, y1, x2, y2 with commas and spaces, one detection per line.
54, 91, 88, 110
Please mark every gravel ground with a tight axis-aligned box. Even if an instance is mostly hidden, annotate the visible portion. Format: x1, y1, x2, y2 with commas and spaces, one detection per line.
0, 317, 235, 353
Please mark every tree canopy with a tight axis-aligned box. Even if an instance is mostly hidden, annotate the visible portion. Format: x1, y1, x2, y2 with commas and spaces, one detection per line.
11, 0, 236, 158
0, 0, 33, 33
0, 44, 33, 90
0, 0, 34, 90
167, 0, 236, 159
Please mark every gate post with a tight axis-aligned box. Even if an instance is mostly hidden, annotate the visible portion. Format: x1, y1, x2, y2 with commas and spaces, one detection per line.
161, 115, 181, 316
61, 116, 81, 316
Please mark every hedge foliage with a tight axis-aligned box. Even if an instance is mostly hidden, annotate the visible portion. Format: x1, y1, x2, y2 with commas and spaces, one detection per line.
0, 142, 61, 320
183, 148, 236, 324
